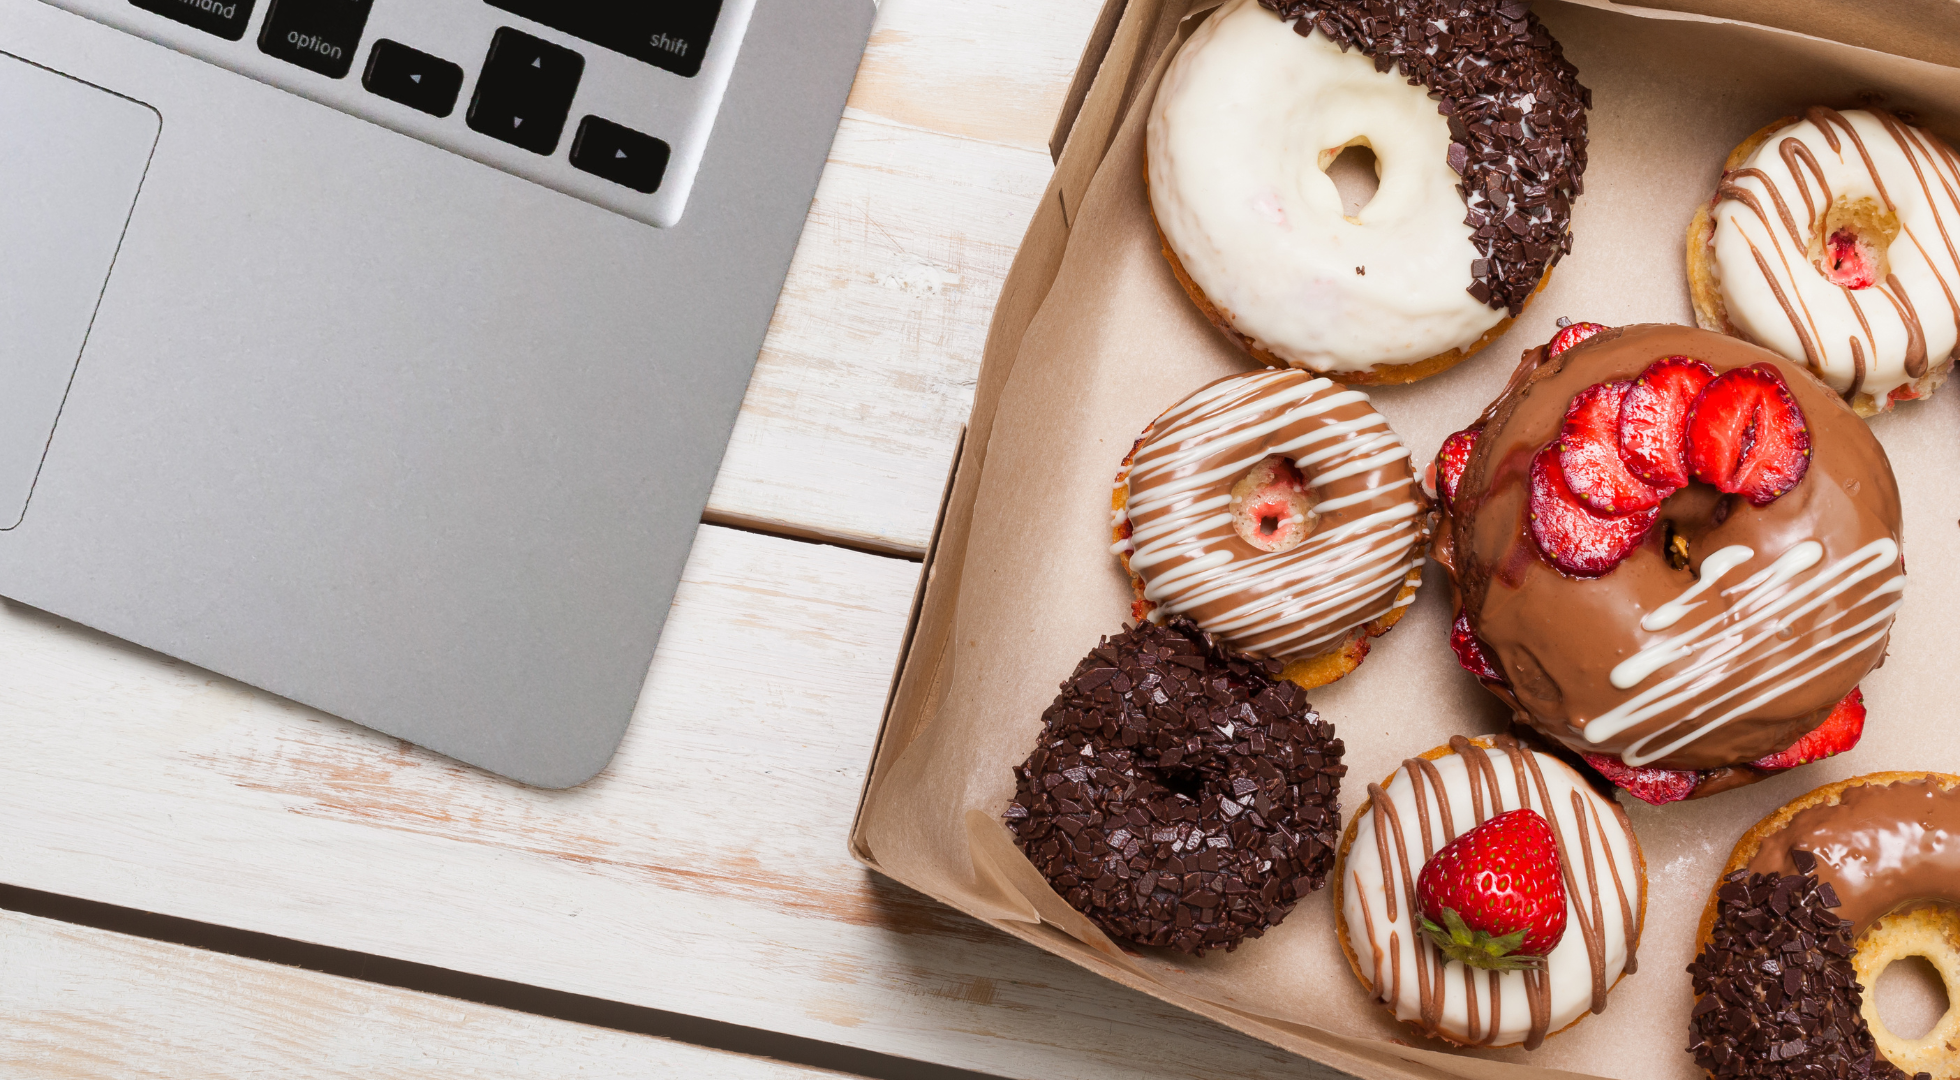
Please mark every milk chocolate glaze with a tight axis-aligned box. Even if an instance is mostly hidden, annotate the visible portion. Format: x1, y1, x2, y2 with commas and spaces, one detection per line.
1435, 325, 1904, 770
1747, 776, 1960, 937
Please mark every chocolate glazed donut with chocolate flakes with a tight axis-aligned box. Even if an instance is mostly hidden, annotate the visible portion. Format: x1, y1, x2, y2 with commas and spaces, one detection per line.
1004, 619, 1346, 956
1432, 324, 1905, 804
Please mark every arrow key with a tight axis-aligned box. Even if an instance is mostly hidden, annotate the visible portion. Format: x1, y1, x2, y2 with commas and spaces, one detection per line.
467, 28, 583, 155
363, 40, 464, 117
569, 117, 671, 195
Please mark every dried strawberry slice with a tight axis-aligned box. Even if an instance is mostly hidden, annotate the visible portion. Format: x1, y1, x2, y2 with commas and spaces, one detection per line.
1528, 447, 1658, 578
1581, 753, 1699, 805
1618, 356, 1716, 488
1435, 428, 1480, 506
1751, 687, 1866, 770
1685, 364, 1812, 505
1547, 321, 1608, 357
1558, 381, 1672, 515
1449, 612, 1506, 684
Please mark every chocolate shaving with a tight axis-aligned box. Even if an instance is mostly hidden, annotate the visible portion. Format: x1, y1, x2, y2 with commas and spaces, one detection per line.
1004, 618, 1346, 955
1686, 866, 1931, 1080
1260, 0, 1590, 315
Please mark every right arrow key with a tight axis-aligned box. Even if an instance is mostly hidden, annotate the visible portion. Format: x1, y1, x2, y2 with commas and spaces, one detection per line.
569, 117, 671, 195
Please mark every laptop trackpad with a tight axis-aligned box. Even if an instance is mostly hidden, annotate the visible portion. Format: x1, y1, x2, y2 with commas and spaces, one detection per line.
0, 53, 158, 529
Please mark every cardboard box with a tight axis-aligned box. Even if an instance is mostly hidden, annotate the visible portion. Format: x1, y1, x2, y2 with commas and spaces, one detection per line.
853, 2, 1960, 1077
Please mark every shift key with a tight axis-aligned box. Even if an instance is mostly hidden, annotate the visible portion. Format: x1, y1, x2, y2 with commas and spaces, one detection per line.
484, 1, 723, 79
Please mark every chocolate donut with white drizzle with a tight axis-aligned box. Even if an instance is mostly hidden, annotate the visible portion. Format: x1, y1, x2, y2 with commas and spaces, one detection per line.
1689, 107, 1960, 415
1112, 369, 1431, 689
1336, 735, 1646, 1049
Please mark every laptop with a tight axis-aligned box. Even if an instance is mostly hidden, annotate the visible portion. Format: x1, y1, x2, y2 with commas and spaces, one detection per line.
0, 0, 877, 787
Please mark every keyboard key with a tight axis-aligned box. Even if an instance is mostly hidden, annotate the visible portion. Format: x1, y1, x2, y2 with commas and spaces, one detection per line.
363, 40, 464, 117
466, 28, 583, 156
569, 117, 670, 194
258, 0, 373, 79
130, 0, 257, 41
484, 0, 722, 79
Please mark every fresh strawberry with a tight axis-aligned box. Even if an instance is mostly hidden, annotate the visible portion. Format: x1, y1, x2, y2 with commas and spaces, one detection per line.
1558, 381, 1673, 515
1416, 808, 1567, 969
1528, 447, 1659, 577
1581, 753, 1699, 806
1685, 364, 1812, 506
1548, 321, 1609, 358
1618, 356, 1716, 488
1449, 612, 1506, 684
1821, 227, 1880, 290
1435, 428, 1480, 506
1751, 687, 1866, 770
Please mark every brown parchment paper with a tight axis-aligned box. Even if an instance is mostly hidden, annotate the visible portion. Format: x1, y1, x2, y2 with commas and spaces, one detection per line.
855, 2, 1960, 1077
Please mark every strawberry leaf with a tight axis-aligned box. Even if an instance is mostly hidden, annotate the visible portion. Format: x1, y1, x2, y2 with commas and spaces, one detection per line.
1419, 908, 1546, 972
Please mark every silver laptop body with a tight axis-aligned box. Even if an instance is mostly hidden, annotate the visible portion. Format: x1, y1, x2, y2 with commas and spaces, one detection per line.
0, 0, 877, 786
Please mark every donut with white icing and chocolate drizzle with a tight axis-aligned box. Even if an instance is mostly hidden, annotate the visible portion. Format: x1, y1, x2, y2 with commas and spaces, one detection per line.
1690, 773, 1959, 1080
1145, 0, 1588, 383
1336, 735, 1646, 1049
1112, 368, 1430, 690
1688, 107, 1960, 416
1434, 325, 1905, 798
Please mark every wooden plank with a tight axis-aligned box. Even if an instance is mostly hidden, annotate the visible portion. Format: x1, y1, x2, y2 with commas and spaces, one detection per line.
705, 0, 1108, 554
0, 908, 838, 1080
0, 526, 1334, 1080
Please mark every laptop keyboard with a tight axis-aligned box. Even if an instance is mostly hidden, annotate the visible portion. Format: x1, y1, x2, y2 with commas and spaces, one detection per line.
45, 0, 757, 226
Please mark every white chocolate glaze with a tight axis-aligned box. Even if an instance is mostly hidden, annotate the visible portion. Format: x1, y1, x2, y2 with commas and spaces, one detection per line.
1710, 107, 1960, 403
1342, 737, 1643, 1049
1116, 369, 1426, 662
1585, 537, 1904, 766
1147, 0, 1502, 372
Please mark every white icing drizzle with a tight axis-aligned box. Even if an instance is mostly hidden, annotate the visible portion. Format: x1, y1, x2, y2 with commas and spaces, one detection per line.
1343, 740, 1642, 1048
1638, 544, 1755, 632
1146, 0, 1503, 372
1710, 107, 1960, 403
1117, 369, 1426, 661
1585, 538, 1904, 766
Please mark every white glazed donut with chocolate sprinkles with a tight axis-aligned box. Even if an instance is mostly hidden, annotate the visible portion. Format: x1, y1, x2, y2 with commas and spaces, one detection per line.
1146, 0, 1589, 383
1690, 107, 1960, 415
1336, 736, 1646, 1049
1112, 368, 1430, 690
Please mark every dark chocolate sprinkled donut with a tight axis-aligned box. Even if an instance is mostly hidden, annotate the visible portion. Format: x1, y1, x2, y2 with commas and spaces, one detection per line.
1004, 618, 1346, 955
1261, 0, 1590, 316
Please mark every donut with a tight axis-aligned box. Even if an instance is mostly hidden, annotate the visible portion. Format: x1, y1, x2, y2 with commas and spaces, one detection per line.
1335, 735, 1646, 1049
1145, 0, 1588, 383
1111, 368, 1430, 690
1689, 773, 1959, 1080
1432, 323, 1905, 802
1688, 107, 1960, 416
1002, 617, 1347, 956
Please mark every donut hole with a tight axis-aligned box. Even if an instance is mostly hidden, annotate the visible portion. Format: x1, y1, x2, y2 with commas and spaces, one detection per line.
1808, 195, 1900, 290
1229, 455, 1317, 553
1873, 954, 1950, 1041
1320, 140, 1381, 221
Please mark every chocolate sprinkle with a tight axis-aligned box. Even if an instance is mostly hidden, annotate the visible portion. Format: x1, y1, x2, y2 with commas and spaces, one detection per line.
1259, 0, 1590, 315
1686, 865, 1931, 1080
1004, 619, 1346, 955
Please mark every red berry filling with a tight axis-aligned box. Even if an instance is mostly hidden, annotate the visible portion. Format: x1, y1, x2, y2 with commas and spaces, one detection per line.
1684, 364, 1812, 506
1617, 356, 1715, 488
1528, 447, 1658, 578
1558, 381, 1671, 515
1821, 227, 1880, 290
1580, 753, 1699, 806
1435, 427, 1480, 506
1751, 687, 1866, 770
1449, 612, 1506, 684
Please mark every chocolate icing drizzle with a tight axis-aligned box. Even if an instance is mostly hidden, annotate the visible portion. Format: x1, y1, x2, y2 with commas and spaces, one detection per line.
1005, 619, 1346, 955
1687, 864, 1929, 1080
1259, 0, 1590, 315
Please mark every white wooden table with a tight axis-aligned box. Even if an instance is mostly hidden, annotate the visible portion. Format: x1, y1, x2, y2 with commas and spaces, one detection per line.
0, 2, 1349, 1077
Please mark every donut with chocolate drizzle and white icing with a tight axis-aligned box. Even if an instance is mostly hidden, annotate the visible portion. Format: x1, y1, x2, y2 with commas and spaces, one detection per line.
1689, 107, 1960, 416
1112, 368, 1431, 689
1335, 735, 1647, 1049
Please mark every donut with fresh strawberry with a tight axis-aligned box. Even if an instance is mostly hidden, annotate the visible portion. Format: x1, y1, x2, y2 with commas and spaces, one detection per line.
1113, 369, 1431, 689
1429, 323, 1905, 804
1335, 735, 1647, 1049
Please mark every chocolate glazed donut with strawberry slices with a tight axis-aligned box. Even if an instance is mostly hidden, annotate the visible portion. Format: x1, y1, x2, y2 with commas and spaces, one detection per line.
1114, 369, 1431, 689
1429, 323, 1905, 804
